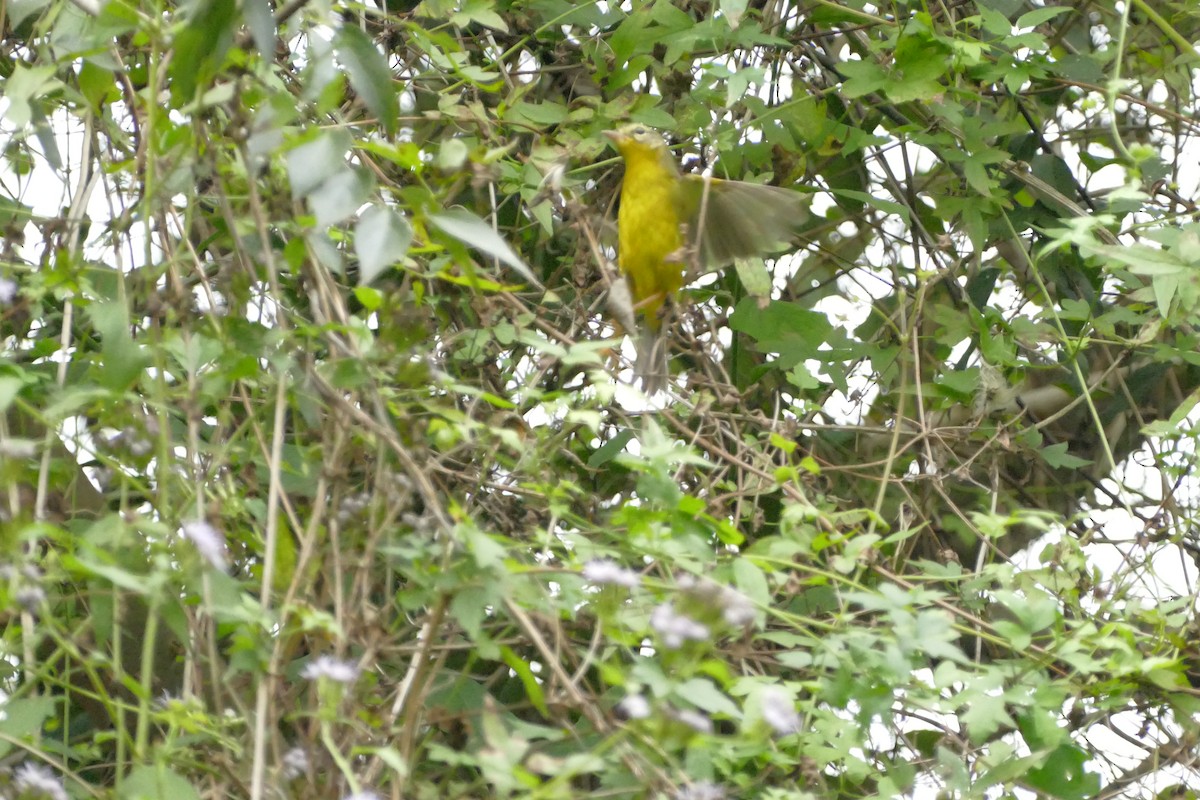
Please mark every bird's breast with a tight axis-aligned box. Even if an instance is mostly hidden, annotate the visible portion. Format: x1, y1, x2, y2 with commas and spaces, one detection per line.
617, 159, 686, 307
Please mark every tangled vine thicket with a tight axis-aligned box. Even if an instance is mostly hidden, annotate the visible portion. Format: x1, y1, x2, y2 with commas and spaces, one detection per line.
2, 0, 1200, 798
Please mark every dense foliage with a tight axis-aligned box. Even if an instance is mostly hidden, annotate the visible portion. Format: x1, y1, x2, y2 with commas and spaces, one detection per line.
2, 0, 1200, 798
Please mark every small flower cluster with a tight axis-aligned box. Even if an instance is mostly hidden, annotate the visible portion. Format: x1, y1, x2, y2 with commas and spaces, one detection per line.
281, 746, 310, 780
616, 693, 651, 720
335, 472, 416, 524
618, 692, 712, 734
677, 574, 756, 627
0, 564, 47, 617
645, 575, 757, 651
581, 559, 640, 588
10, 763, 68, 800
105, 416, 160, 460
14, 586, 45, 613
579, 562, 755, 637
668, 707, 713, 734
400, 511, 437, 537
0, 278, 18, 306
301, 655, 360, 684
760, 686, 802, 736
336, 491, 372, 523
619, 687, 800, 737
649, 602, 710, 649
180, 519, 229, 572
675, 781, 726, 800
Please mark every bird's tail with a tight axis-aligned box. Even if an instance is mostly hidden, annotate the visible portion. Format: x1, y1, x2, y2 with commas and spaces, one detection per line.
635, 326, 669, 394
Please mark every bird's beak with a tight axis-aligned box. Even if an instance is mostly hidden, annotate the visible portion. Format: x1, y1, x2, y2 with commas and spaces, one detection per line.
602, 129, 625, 146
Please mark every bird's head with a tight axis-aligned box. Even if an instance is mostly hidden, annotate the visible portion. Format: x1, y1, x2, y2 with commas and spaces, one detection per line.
602, 124, 674, 169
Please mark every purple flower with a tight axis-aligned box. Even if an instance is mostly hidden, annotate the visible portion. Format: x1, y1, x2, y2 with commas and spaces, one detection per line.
582, 559, 640, 588
719, 589, 755, 627
678, 574, 756, 627
12, 763, 67, 800
301, 655, 360, 684
649, 602, 710, 649
281, 747, 309, 779
180, 519, 228, 572
675, 781, 725, 800
15, 586, 45, 612
760, 687, 802, 735
617, 693, 651, 720
671, 708, 713, 734
0, 278, 17, 306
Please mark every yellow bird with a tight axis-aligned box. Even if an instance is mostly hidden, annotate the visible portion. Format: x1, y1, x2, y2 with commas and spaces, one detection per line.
603, 124, 807, 392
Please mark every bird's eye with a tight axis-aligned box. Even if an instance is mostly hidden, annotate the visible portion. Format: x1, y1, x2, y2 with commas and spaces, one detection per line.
633, 127, 646, 136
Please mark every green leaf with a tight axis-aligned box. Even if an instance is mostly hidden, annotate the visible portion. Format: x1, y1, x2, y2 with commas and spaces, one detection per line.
0, 697, 57, 756
63, 554, 155, 593
356, 205, 413, 285
768, 433, 796, 454
977, 5, 1012, 36
729, 298, 834, 369
1164, 386, 1200, 427
287, 129, 353, 199
27, 105, 61, 171
0, 196, 34, 228
720, 0, 748, 28
333, 25, 399, 136
733, 257, 772, 299
501, 646, 550, 717
1023, 743, 1100, 800
839, 59, 888, 98
676, 678, 741, 718
506, 102, 569, 126
450, 585, 493, 642
829, 189, 910, 220
1040, 442, 1091, 469
935, 368, 979, 400
308, 167, 373, 227
436, 138, 469, 172
88, 300, 149, 391
588, 428, 635, 467
732, 558, 769, 616
243, 0, 276, 58
121, 765, 203, 800
1015, 6, 1070, 29
8, 0, 51, 29
0, 374, 29, 414
78, 60, 118, 111
429, 209, 542, 287
960, 691, 1014, 739
168, 0, 237, 107
628, 105, 677, 130
1099, 242, 1190, 276
2, 63, 58, 129
450, 0, 510, 31
366, 747, 410, 781
1151, 273, 1179, 318
963, 156, 994, 195
1050, 53, 1106, 84
726, 66, 764, 107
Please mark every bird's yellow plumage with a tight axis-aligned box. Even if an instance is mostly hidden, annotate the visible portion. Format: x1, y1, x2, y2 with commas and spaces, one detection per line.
604, 124, 807, 391
606, 128, 687, 330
